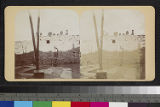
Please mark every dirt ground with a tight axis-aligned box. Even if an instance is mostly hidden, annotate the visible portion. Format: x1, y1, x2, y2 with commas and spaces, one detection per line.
15, 64, 80, 79
80, 49, 145, 80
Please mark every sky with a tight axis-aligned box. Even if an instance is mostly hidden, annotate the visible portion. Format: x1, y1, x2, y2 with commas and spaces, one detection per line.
15, 9, 145, 53
15, 9, 80, 53
15, 9, 79, 41
80, 9, 145, 53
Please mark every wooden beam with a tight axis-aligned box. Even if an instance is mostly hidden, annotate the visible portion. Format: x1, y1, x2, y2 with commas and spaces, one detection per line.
100, 10, 104, 70
28, 13, 37, 65
93, 12, 101, 69
36, 12, 40, 70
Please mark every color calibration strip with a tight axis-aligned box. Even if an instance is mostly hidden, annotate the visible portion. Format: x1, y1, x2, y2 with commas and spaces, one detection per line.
0, 101, 160, 107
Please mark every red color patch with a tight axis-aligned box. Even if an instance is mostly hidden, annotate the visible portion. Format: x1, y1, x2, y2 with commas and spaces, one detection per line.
71, 102, 90, 107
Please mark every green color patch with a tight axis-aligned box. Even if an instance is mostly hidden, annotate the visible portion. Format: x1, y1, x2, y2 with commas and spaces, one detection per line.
33, 101, 52, 107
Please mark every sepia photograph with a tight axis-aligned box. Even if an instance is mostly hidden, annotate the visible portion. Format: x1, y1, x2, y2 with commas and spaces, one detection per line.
5, 6, 155, 81
15, 10, 80, 79
80, 9, 145, 80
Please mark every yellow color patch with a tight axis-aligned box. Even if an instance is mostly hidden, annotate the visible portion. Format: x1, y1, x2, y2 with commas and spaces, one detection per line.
52, 101, 71, 107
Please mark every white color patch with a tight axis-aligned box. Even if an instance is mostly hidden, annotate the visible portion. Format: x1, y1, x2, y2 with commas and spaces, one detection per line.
109, 102, 128, 107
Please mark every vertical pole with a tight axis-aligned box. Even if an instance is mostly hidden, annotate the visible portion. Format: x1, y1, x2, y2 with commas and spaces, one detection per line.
100, 10, 104, 70
36, 12, 40, 70
29, 13, 37, 66
93, 13, 101, 69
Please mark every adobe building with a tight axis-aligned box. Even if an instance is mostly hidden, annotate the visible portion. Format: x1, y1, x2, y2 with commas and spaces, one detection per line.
103, 30, 145, 52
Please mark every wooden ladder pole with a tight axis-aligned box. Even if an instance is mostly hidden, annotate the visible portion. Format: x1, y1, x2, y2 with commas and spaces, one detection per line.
100, 9, 104, 70
28, 12, 37, 66
36, 11, 40, 70
93, 12, 101, 69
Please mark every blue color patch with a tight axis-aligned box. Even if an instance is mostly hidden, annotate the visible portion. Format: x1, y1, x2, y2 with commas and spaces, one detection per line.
14, 101, 32, 107
0, 101, 14, 107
